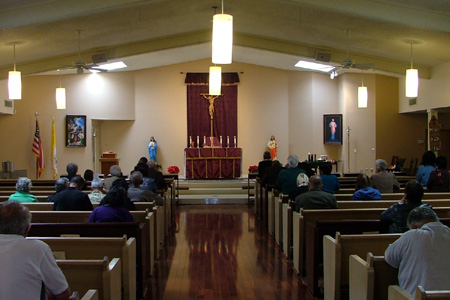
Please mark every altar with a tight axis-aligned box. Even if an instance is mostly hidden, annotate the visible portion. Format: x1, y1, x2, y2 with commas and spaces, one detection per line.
185, 148, 242, 179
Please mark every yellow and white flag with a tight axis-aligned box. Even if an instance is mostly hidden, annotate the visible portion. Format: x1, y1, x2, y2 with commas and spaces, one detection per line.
51, 116, 58, 179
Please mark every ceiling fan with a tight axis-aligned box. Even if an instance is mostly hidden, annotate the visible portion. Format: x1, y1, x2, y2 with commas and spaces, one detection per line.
65, 30, 108, 74
329, 30, 375, 78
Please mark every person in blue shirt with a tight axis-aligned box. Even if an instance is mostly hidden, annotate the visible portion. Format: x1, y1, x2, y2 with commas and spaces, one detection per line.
319, 162, 340, 194
416, 151, 436, 187
352, 173, 381, 200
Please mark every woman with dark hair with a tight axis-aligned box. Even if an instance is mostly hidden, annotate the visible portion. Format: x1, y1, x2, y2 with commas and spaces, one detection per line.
427, 156, 450, 192
352, 173, 382, 200
88, 185, 133, 223
319, 162, 340, 194
416, 151, 436, 187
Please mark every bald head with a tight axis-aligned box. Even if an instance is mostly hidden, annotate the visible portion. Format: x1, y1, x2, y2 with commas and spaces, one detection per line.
309, 175, 323, 190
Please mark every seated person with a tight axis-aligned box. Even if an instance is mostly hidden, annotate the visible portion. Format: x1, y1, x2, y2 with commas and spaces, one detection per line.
276, 154, 305, 195
295, 175, 338, 211
289, 173, 309, 201
427, 156, 450, 192
258, 151, 272, 179
319, 162, 340, 194
416, 150, 436, 187
147, 160, 167, 190
133, 162, 157, 193
385, 206, 450, 295
52, 176, 94, 211
352, 173, 382, 200
88, 178, 106, 203
127, 171, 164, 205
82, 169, 94, 190
381, 180, 432, 233
0, 201, 70, 299
104, 165, 123, 191
204, 136, 221, 148
261, 160, 284, 187
107, 178, 136, 211
370, 159, 400, 193
89, 185, 133, 223
8, 177, 38, 203
61, 162, 78, 181
47, 177, 69, 202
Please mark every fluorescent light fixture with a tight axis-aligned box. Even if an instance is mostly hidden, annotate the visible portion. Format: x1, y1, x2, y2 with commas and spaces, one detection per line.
295, 60, 334, 73
212, 13, 233, 64
358, 86, 368, 108
56, 88, 66, 109
209, 66, 222, 95
96, 61, 127, 71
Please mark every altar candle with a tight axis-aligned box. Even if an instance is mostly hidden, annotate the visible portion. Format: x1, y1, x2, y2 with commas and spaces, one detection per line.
220, 136, 222, 145
197, 136, 199, 147
234, 136, 237, 147
227, 136, 230, 147
189, 136, 192, 147
204, 136, 206, 145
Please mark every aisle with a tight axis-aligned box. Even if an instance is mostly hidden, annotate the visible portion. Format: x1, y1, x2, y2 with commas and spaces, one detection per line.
149, 205, 308, 300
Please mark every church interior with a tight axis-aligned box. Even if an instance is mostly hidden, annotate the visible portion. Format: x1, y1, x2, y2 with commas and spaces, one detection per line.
0, 1, 450, 299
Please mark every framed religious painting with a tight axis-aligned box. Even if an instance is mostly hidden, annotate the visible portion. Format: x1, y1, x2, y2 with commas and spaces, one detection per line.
66, 115, 87, 147
323, 114, 342, 145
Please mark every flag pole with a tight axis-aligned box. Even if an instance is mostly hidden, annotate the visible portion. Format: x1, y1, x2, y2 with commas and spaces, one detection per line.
35, 112, 39, 179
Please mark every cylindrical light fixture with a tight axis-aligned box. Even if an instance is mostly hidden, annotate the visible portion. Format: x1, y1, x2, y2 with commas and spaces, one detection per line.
212, 2, 233, 64
55, 69, 66, 109
56, 88, 66, 109
405, 43, 419, 98
358, 86, 368, 108
209, 66, 222, 95
8, 44, 21, 100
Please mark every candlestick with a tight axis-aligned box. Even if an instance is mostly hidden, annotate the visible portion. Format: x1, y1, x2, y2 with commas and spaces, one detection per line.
227, 136, 229, 148
220, 136, 222, 145
189, 136, 192, 148
197, 136, 199, 148
204, 136, 206, 145
234, 136, 236, 147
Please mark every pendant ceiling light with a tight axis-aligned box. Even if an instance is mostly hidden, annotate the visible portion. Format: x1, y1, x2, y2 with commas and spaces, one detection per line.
358, 71, 368, 108
8, 44, 21, 100
55, 69, 66, 109
405, 43, 419, 98
209, 66, 222, 95
212, 1, 233, 64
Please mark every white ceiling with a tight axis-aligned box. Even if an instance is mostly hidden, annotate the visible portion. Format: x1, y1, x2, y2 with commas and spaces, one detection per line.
0, 0, 449, 77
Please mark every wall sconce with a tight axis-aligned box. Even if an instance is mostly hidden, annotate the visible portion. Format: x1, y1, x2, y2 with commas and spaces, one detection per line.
55, 69, 66, 109
212, 1, 233, 64
358, 71, 368, 108
209, 66, 222, 95
405, 43, 419, 98
8, 44, 21, 100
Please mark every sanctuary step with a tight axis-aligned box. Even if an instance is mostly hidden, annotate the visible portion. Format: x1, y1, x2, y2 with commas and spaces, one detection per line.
178, 179, 250, 204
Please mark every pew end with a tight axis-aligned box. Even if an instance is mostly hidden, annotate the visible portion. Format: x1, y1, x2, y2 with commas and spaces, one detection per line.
81, 290, 99, 300
389, 285, 450, 300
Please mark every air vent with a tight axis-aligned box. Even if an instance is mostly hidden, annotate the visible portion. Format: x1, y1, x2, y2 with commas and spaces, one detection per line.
409, 98, 417, 106
4, 100, 12, 108
315, 51, 331, 62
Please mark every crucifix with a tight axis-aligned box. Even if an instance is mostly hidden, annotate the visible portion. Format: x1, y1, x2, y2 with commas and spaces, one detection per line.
201, 93, 221, 136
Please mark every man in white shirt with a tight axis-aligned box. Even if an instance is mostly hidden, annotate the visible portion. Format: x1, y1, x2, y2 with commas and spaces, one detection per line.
385, 206, 450, 295
0, 201, 70, 299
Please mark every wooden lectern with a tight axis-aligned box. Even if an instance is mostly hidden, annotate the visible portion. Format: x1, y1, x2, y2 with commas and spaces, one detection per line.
99, 151, 120, 176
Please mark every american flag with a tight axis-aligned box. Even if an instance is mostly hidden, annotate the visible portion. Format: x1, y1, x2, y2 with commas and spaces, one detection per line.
32, 118, 44, 178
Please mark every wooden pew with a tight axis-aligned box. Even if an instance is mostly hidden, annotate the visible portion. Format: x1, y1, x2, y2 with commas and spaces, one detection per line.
282, 201, 293, 258
29, 210, 150, 223
337, 199, 450, 209
57, 256, 121, 300
293, 207, 450, 277
0, 195, 48, 202
389, 285, 450, 300
305, 220, 391, 298
267, 187, 275, 236
349, 253, 398, 300
0, 179, 56, 186
335, 192, 450, 201
323, 232, 401, 300
28, 222, 149, 299
80, 290, 99, 300
21, 201, 155, 211
28, 236, 136, 300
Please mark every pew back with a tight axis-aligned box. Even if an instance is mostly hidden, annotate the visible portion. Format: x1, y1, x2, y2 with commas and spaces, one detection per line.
57, 257, 121, 300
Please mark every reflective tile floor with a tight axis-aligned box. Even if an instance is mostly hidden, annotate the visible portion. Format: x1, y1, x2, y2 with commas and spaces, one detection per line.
148, 205, 310, 300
